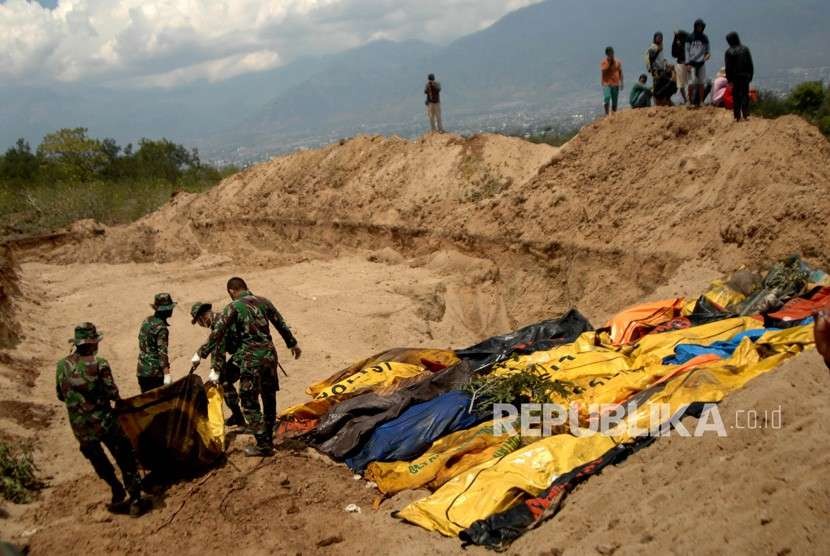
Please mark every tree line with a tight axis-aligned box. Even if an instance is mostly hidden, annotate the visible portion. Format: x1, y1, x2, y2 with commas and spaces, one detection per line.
0, 128, 235, 186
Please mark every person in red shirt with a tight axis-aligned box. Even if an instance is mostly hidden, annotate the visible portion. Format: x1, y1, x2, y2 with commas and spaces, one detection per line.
600, 47, 624, 115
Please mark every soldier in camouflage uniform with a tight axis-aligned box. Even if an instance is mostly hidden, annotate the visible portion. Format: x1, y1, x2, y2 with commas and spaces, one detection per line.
198, 277, 301, 457
56, 323, 146, 516
136, 293, 176, 393
190, 302, 246, 427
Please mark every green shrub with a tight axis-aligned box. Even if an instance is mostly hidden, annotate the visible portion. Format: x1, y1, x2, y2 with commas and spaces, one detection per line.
0, 177, 220, 236
0, 441, 42, 503
754, 90, 790, 119
754, 81, 829, 139
526, 129, 578, 147
788, 81, 825, 116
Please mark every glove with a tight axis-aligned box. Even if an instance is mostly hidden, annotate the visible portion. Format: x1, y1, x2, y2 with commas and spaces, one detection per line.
191, 353, 201, 364
207, 370, 220, 383
163, 374, 172, 386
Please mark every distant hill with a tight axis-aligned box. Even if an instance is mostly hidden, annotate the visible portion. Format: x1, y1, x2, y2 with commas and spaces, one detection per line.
248, 0, 830, 136
0, 0, 828, 159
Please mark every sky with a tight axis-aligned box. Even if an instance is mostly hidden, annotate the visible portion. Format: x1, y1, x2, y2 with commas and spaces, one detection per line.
0, 0, 542, 88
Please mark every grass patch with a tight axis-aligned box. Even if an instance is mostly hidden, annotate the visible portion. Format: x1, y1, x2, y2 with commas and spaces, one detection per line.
525, 129, 579, 147
0, 440, 43, 503
0, 177, 220, 237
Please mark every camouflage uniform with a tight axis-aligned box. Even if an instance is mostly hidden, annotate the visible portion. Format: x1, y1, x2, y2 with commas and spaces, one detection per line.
205, 290, 297, 448
192, 303, 244, 424
56, 323, 142, 505
137, 293, 176, 393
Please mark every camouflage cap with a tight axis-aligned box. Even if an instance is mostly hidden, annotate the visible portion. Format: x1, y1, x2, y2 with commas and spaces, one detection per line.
190, 302, 213, 324
151, 293, 177, 311
70, 322, 103, 345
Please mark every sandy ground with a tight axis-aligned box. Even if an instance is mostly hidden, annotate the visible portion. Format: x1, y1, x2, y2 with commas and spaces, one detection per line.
3, 254, 829, 555
0, 252, 495, 552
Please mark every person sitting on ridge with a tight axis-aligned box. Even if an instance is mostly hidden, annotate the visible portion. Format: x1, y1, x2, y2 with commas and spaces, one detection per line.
653, 65, 678, 106
711, 67, 729, 107
630, 74, 653, 108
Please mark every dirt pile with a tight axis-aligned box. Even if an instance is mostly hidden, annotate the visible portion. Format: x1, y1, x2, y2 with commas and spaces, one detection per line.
41, 109, 830, 268
29, 109, 830, 324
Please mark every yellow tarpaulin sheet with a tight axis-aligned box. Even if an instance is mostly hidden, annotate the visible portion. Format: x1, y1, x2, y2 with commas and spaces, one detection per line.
703, 279, 746, 309
490, 343, 631, 381
577, 354, 723, 418
396, 433, 616, 537
305, 348, 459, 397
365, 420, 521, 496
611, 340, 794, 442
630, 317, 764, 368
757, 324, 815, 352
396, 324, 815, 537
117, 374, 225, 471
205, 383, 226, 449
280, 361, 428, 420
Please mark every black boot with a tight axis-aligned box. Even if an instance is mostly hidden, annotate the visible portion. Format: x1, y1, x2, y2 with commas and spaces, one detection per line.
224, 408, 246, 427
129, 496, 149, 518
244, 444, 274, 457
107, 483, 129, 513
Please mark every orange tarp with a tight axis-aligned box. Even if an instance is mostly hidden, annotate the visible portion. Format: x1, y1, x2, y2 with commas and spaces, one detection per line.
606, 298, 685, 345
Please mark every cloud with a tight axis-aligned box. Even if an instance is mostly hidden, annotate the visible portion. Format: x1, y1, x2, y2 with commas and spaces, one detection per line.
0, 0, 542, 87
137, 49, 282, 88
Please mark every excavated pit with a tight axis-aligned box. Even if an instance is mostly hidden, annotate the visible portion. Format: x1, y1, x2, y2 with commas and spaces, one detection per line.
2, 107, 830, 554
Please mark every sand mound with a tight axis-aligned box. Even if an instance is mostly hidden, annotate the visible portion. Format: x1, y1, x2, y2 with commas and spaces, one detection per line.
532, 109, 830, 268
28, 108, 830, 324
41, 108, 830, 266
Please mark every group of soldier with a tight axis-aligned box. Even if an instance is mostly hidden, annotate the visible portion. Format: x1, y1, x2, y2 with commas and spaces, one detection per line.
54, 277, 301, 517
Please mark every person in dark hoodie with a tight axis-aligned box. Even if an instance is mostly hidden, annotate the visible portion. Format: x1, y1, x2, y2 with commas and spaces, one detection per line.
685, 19, 710, 107
672, 30, 689, 103
725, 31, 754, 122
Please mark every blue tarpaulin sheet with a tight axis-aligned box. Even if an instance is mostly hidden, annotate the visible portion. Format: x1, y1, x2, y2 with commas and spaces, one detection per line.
662, 328, 777, 365
345, 390, 480, 472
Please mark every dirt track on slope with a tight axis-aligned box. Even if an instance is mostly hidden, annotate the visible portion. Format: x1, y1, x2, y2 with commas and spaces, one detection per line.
2, 107, 830, 554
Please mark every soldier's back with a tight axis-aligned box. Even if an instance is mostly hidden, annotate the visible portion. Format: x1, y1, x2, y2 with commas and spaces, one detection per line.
137, 315, 165, 376
56, 354, 115, 442
233, 294, 273, 347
